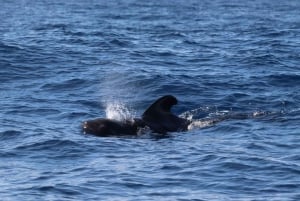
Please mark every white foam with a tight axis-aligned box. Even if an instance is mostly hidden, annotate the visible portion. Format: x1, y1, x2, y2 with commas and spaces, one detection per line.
188, 119, 216, 130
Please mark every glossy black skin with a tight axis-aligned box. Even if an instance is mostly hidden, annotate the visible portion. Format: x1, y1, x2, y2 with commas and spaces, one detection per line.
83, 95, 190, 137
83, 118, 145, 137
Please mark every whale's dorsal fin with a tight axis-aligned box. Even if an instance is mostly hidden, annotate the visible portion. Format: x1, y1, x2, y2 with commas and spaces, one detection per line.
142, 95, 189, 134
143, 95, 177, 116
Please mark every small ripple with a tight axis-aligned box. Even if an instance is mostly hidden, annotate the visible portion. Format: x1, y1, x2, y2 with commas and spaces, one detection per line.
274, 183, 299, 190
239, 53, 282, 66
34, 185, 82, 196
33, 23, 69, 32
0, 130, 22, 140
156, 32, 187, 39
15, 139, 81, 152
0, 150, 18, 158
259, 29, 293, 38
40, 78, 89, 91
4, 106, 61, 116
109, 38, 133, 47
0, 41, 24, 53
247, 142, 270, 151
221, 161, 253, 171
131, 49, 177, 57
267, 74, 300, 87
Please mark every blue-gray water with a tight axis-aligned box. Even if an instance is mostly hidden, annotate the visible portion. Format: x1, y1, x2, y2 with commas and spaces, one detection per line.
1, 0, 300, 200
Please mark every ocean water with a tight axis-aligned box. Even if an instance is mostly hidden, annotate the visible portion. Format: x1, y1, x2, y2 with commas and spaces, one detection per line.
1, 0, 300, 200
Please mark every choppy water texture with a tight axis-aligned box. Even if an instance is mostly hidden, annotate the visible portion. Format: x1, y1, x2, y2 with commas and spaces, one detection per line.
1, 0, 300, 200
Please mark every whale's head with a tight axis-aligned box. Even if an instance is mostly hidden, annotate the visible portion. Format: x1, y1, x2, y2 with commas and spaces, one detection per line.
83, 118, 144, 137
83, 118, 111, 136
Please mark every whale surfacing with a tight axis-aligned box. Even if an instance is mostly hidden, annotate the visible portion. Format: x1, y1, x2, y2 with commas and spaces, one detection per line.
83, 95, 190, 137
142, 95, 190, 134
83, 118, 145, 137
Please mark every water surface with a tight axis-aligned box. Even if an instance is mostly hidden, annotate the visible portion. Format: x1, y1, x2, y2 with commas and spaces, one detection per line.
1, 0, 300, 200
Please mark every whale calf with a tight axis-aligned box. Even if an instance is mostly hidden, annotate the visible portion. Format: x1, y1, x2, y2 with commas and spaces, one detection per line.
83, 95, 190, 137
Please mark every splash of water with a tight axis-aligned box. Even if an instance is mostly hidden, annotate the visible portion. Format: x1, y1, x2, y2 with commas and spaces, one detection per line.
105, 101, 134, 121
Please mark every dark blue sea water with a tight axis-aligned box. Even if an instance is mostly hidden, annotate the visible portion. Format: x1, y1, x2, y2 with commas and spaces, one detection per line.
1, 0, 300, 200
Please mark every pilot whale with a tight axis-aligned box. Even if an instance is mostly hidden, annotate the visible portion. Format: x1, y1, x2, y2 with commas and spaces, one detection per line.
83, 95, 190, 137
